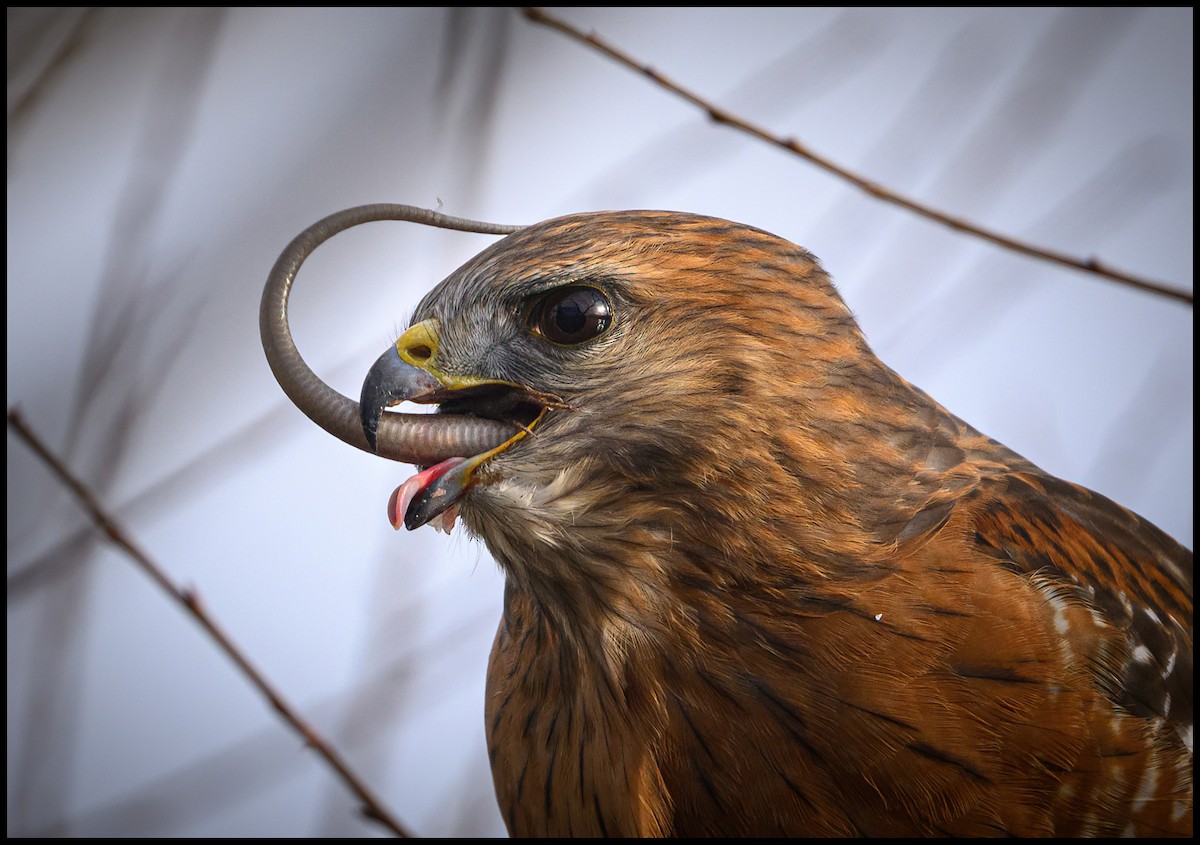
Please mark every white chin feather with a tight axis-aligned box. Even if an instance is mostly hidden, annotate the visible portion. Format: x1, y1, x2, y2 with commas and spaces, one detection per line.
431, 504, 461, 535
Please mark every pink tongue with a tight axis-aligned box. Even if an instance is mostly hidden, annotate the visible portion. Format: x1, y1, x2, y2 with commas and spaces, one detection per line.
387, 457, 468, 530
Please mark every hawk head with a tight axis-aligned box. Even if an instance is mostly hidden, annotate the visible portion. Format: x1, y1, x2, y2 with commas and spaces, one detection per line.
353, 211, 895, 593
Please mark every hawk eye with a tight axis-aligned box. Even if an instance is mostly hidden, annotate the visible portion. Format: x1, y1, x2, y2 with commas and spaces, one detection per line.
530, 286, 612, 345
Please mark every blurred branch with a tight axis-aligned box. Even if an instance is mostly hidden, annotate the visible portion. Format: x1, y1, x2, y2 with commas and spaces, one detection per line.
6, 8, 97, 126
6, 407, 413, 839
522, 6, 1193, 307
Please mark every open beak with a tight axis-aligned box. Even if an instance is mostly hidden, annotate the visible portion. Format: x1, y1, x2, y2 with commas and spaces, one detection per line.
360, 344, 445, 452
359, 319, 549, 530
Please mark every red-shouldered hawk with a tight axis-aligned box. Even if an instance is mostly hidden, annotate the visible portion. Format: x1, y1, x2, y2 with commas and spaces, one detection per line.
263, 205, 1192, 837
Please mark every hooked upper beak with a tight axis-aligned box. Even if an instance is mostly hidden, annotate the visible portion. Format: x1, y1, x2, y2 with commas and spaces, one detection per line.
359, 318, 551, 530
359, 318, 500, 452
359, 348, 443, 452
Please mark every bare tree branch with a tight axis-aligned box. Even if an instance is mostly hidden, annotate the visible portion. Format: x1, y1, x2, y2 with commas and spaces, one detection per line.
6, 407, 413, 839
521, 7, 1192, 307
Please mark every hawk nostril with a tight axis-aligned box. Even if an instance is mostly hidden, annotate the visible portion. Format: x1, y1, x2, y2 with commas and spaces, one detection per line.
406, 344, 432, 362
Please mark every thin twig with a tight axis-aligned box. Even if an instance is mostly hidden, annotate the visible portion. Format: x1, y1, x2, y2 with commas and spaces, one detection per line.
6, 407, 413, 839
521, 7, 1192, 307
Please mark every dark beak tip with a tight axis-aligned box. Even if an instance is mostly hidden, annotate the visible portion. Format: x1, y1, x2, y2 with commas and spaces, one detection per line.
359, 346, 401, 452
403, 487, 438, 531
400, 457, 469, 531
359, 403, 380, 452
359, 344, 447, 456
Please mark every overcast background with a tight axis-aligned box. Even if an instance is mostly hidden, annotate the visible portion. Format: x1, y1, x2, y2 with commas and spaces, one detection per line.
7, 7, 1192, 838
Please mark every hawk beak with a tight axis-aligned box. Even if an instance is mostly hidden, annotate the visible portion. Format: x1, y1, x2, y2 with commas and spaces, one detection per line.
360, 319, 545, 530
359, 319, 499, 452
359, 345, 444, 452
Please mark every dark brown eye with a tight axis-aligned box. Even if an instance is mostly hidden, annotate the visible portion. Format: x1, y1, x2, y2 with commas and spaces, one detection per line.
530, 286, 613, 345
